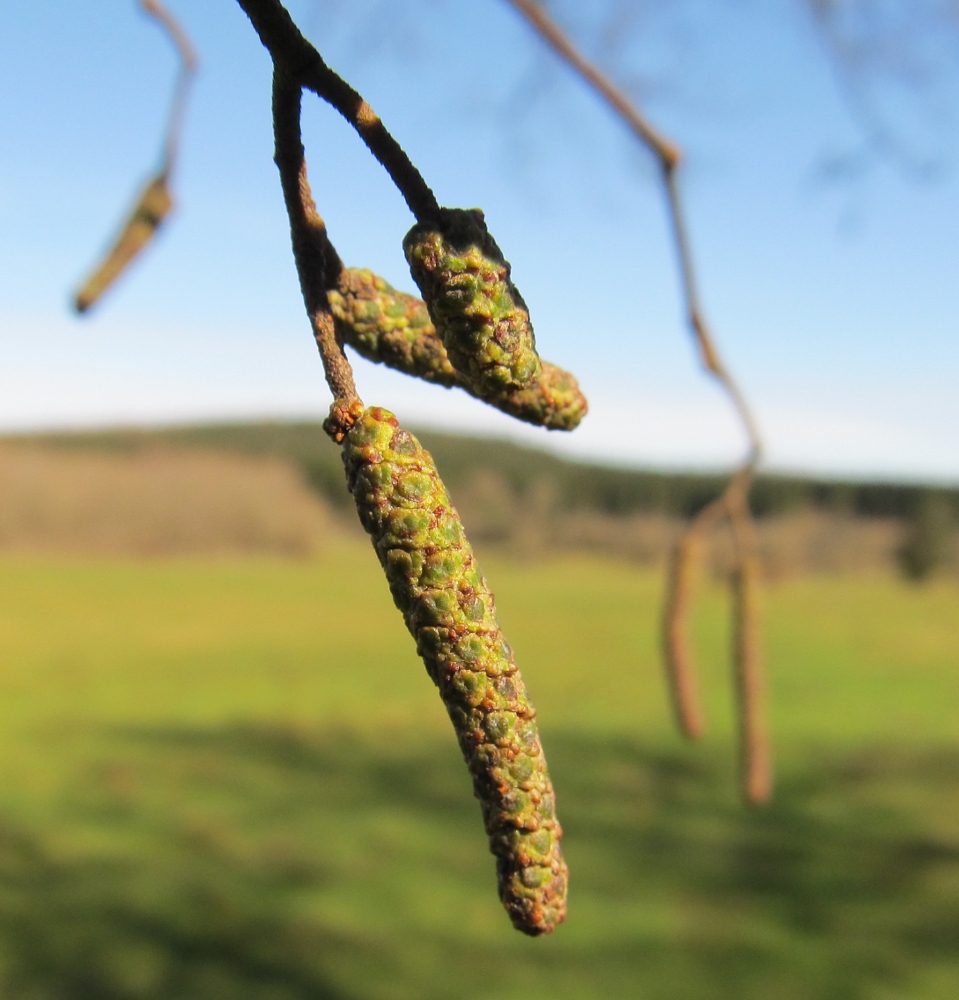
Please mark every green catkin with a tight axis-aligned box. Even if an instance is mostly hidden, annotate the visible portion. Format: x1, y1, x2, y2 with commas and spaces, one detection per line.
403, 208, 543, 394
342, 406, 568, 935
328, 268, 587, 432
328, 268, 458, 387
75, 174, 172, 313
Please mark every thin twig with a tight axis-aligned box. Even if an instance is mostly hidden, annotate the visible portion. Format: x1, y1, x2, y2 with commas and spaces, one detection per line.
140, 0, 198, 179
73, 0, 197, 313
505, 0, 762, 470
236, 0, 440, 222
507, 0, 772, 800
272, 67, 360, 424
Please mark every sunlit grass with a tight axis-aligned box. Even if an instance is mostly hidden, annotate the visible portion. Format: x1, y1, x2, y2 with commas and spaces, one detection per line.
1, 545, 959, 998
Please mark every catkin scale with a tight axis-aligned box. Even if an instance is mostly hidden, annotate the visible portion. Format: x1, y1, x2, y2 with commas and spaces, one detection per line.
403, 208, 543, 394
75, 174, 173, 313
661, 532, 706, 740
342, 406, 568, 935
731, 555, 773, 806
328, 268, 587, 432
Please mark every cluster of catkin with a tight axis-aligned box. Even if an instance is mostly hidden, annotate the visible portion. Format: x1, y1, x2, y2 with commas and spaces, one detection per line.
327, 267, 587, 432
80, 0, 772, 940
327, 205, 580, 935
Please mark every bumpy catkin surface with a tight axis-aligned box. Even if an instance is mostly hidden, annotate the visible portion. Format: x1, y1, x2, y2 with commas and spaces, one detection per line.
329, 268, 587, 432
342, 406, 568, 935
328, 268, 458, 387
404, 208, 542, 394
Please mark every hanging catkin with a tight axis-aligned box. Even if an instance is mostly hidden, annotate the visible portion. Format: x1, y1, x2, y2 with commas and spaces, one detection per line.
731, 555, 772, 806
404, 208, 543, 395
341, 406, 568, 935
661, 532, 706, 740
328, 268, 587, 432
328, 268, 458, 386
75, 173, 172, 313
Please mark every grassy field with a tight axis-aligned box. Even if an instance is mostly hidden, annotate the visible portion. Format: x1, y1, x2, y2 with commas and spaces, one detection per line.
1, 541, 959, 999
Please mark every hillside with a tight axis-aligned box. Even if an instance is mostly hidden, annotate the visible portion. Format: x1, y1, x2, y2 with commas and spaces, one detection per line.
3, 421, 957, 576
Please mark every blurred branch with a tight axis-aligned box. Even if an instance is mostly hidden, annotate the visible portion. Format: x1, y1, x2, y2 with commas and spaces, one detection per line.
73, 0, 198, 313
140, 0, 198, 178
505, 0, 769, 801
805, 0, 959, 178
503, 0, 761, 467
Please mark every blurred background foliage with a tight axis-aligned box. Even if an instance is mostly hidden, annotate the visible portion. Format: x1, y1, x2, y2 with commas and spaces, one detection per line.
1, 517, 959, 998
4, 422, 957, 581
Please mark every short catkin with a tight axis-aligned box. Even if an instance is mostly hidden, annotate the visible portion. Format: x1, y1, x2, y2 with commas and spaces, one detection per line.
403, 208, 543, 395
328, 268, 587, 432
341, 406, 568, 935
75, 173, 173, 313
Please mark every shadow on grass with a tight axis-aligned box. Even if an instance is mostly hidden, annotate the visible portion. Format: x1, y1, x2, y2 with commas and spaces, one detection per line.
1, 726, 959, 999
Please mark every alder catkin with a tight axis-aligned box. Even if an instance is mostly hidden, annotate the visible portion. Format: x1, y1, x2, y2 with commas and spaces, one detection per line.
75, 173, 172, 313
403, 208, 543, 394
731, 555, 772, 806
327, 268, 458, 387
342, 406, 568, 935
661, 532, 706, 741
328, 268, 587, 432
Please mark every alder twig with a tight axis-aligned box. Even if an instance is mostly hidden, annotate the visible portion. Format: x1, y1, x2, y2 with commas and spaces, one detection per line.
74, 0, 198, 313
140, 0, 198, 179
271, 68, 361, 430
235, 0, 440, 223
504, 0, 762, 466
507, 0, 771, 799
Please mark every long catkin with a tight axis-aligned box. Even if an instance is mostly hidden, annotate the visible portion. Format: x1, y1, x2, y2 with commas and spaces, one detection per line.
731, 555, 772, 806
328, 268, 587, 432
404, 208, 543, 395
342, 406, 568, 935
75, 173, 172, 313
661, 532, 706, 740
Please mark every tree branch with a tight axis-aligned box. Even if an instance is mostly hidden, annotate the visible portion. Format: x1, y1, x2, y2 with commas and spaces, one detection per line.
140, 0, 198, 179
506, 0, 770, 800
272, 67, 361, 428
236, 0, 440, 222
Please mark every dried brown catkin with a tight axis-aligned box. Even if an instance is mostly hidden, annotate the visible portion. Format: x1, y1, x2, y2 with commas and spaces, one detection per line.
661, 532, 706, 740
341, 406, 568, 935
731, 555, 772, 806
74, 173, 172, 313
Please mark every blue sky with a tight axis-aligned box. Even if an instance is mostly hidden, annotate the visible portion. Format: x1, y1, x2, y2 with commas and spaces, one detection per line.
1, 0, 957, 481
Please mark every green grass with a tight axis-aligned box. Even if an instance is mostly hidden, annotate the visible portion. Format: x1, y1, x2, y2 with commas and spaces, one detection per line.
2, 543, 959, 998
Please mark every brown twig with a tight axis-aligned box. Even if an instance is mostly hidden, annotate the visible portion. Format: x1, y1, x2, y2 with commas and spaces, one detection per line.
140, 0, 198, 179
505, 0, 762, 468
235, 0, 440, 223
73, 0, 198, 313
507, 0, 771, 799
271, 68, 361, 431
